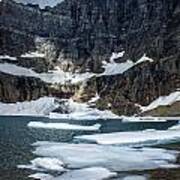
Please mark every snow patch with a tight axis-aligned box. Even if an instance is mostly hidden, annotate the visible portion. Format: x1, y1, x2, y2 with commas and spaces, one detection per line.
0, 63, 95, 84
135, 54, 154, 64
28, 121, 101, 131
0, 63, 37, 77
110, 51, 125, 63
0, 53, 154, 84
14, 0, 64, 9
0, 55, 17, 61
88, 93, 100, 104
141, 91, 180, 112
20, 52, 45, 58
40, 67, 95, 84
0, 97, 59, 116
101, 53, 154, 76
101, 59, 134, 76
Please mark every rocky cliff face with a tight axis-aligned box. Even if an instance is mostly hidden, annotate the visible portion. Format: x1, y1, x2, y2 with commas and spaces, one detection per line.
2, 0, 180, 71
0, 72, 49, 103
0, 0, 180, 115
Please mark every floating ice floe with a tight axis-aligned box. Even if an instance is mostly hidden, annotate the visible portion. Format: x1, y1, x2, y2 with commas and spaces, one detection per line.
55, 167, 117, 180
122, 175, 147, 180
0, 55, 17, 61
28, 121, 101, 131
29, 141, 178, 172
0, 97, 59, 116
121, 116, 168, 122
18, 157, 65, 172
29, 167, 117, 180
29, 173, 53, 180
140, 91, 180, 112
75, 124, 180, 145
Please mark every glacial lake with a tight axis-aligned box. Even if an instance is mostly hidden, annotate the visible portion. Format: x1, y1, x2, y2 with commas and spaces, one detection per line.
0, 116, 179, 180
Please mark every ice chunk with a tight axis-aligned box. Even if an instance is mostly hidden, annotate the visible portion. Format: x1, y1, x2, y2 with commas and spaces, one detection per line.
122, 175, 147, 180
31, 142, 178, 172
29, 167, 116, 180
75, 127, 180, 145
28, 121, 101, 131
54, 167, 117, 180
18, 157, 65, 172
29, 173, 53, 180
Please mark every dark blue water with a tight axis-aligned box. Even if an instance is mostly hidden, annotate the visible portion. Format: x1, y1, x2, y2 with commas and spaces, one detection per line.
0, 116, 179, 180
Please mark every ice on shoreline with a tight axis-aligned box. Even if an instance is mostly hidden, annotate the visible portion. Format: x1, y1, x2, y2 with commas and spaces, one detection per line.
0, 97, 59, 116
49, 98, 120, 120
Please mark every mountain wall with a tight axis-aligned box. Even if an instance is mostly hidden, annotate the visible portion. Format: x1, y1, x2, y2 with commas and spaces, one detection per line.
0, 0, 180, 115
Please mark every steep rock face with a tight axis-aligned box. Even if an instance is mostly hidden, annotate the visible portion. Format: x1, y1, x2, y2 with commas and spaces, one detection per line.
0, 0, 180, 115
85, 59, 180, 115
0, 72, 49, 103
1, 0, 180, 72
0, 71, 78, 103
